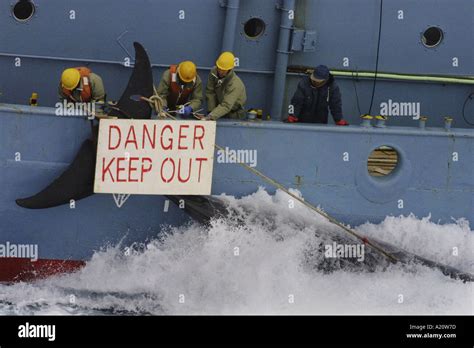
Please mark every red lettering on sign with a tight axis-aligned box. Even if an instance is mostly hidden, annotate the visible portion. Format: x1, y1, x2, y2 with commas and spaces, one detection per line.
116, 157, 126, 182
141, 157, 153, 182
142, 124, 156, 149
193, 125, 205, 150
125, 125, 138, 150
178, 125, 189, 150
195, 157, 208, 183
160, 125, 173, 150
128, 157, 139, 182
178, 158, 192, 183
108, 126, 121, 150
102, 157, 116, 182
161, 158, 175, 183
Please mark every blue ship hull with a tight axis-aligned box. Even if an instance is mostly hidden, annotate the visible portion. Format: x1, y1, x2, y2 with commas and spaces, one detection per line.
0, 104, 472, 280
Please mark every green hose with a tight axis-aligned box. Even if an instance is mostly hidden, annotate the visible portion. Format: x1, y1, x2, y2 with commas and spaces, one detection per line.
331, 70, 474, 85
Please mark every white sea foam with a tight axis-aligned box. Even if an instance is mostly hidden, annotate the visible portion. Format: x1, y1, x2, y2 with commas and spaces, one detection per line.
0, 188, 472, 315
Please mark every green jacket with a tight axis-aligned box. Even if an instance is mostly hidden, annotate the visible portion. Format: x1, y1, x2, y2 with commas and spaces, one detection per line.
206, 67, 247, 120
58, 72, 105, 102
155, 69, 203, 111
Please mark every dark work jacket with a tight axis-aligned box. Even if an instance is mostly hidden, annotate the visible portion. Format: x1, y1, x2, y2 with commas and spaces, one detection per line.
290, 75, 343, 123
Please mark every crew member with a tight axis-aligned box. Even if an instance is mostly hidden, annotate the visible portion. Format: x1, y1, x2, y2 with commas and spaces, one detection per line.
205, 51, 246, 120
59, 67, 105, 102
288, 65, 348, 125
155, 60, 203, 118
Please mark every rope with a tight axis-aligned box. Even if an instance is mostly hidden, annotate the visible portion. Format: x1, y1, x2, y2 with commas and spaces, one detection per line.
141, 88, 204, 119
368, 0, 384, 115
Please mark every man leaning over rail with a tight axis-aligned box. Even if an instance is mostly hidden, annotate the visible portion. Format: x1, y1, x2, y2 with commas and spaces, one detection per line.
287, 65, 348, 125
58, 67, 105, 103
155, 60, 203, 118
203, 51, 247, 121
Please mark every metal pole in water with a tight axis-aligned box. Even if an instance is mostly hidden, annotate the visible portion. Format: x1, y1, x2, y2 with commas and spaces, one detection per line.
270, 0, 295, 120
212, 141, 398, 263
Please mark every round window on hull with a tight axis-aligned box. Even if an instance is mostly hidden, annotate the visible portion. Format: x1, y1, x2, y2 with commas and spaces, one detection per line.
12, 0, 35, 22
422, 26, 443, 48
244, 18, 265, 39
367, 146, 399, 177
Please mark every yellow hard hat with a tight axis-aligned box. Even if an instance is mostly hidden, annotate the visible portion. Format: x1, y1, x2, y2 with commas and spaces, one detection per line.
178, 61, 197, 83
61, 68, 81, 90
216, 51, 235, 71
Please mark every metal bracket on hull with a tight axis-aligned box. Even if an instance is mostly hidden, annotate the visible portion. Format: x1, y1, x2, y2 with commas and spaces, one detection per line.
290, 29, 317, 52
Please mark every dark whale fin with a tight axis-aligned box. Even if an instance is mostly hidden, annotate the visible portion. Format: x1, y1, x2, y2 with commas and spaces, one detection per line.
16, 42, 153, 209
108, 42, 153, 119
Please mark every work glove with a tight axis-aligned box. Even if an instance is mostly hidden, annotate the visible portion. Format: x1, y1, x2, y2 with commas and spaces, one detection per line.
336, 119, 349, 126
286, 115, 299, 123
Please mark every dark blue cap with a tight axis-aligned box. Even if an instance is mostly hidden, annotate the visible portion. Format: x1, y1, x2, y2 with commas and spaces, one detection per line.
312, 65, 330, 80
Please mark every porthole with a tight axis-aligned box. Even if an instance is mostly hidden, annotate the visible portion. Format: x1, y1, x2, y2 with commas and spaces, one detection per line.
12, 0, 35, 22
244, 18, 265, 39
422, 26, 443, 48
367, 146, 399, 177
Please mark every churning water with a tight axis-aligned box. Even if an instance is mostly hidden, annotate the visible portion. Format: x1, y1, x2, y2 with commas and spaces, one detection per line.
0, 189, 472, 315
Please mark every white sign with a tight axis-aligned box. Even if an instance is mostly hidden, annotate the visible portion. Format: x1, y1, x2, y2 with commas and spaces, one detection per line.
94, 119, 216, 195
